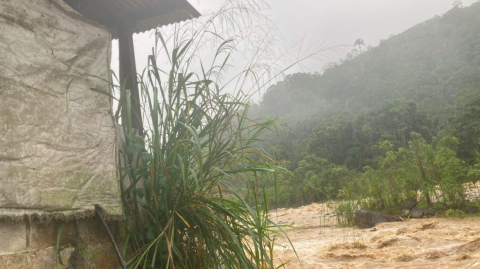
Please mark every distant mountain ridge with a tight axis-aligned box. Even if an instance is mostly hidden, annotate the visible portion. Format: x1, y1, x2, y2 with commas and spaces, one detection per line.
252, 3, 480, 170
255, 3, 480, 120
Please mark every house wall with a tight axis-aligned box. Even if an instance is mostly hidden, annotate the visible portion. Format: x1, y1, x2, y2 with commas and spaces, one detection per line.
0, 0, 124, 267
0, 0, 122, 219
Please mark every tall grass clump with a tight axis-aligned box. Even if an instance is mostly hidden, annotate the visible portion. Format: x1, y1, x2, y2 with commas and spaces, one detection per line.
118, 54, 288, 268
109, 2, 324, 268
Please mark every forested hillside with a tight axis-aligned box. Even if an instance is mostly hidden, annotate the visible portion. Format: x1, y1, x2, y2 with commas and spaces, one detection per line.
258, 3, 480, 117
251, 3, 480, 210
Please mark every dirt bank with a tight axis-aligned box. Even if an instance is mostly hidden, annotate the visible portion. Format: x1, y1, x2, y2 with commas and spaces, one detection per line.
271, 203, 480, 268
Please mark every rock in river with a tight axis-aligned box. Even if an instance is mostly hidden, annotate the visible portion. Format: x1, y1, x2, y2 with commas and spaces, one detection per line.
465, 206, 479, 214
404, 201, 417, 210
354, 209, 402, 228
411, 207, 425, 218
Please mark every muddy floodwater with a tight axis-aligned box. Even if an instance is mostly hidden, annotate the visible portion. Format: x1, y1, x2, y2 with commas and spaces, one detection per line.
270, 203, 480, 268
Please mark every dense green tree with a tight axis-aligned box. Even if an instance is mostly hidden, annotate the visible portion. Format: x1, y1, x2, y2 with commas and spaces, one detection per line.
448, 95, 480, 164
305, 101, 432, 170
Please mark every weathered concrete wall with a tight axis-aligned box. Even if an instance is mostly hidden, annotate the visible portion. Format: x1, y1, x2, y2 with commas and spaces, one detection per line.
0, 218, 124, 269
0, 246, 75, 269
0, 0, 122, 218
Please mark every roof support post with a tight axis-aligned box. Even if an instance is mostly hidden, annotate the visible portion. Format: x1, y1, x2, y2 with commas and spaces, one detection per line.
118, 23, 143, 133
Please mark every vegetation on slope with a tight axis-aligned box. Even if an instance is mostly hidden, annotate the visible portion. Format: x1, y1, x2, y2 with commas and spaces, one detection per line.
251, 3, 480, 214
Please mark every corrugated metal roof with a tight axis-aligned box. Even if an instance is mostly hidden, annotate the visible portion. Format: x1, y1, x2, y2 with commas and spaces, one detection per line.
63, 0, 200, 38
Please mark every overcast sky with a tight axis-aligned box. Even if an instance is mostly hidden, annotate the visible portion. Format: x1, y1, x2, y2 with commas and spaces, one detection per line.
111, 0, 478, 99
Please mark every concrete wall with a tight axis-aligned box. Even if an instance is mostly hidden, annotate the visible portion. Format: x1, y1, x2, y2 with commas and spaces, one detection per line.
0, 218, 124, 268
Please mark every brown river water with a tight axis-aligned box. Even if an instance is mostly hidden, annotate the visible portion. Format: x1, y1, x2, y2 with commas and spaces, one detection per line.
270, 203, 480, 269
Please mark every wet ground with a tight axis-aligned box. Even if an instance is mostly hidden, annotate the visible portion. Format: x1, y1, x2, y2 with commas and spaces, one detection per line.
270, 203, 480, 269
